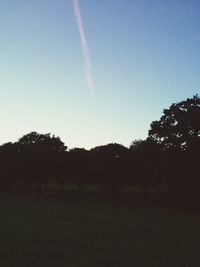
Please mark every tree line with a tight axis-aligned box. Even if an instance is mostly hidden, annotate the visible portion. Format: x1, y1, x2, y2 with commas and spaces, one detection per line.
0, 95, 199, 200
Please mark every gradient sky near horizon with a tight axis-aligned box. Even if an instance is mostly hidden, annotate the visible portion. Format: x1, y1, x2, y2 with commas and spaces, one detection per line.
0, 0, 199, 149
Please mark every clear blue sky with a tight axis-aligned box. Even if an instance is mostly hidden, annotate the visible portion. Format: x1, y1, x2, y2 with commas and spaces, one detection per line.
0, 0, 199, 149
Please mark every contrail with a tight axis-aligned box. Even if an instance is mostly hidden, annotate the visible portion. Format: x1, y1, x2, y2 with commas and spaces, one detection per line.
72, 0, 94, 94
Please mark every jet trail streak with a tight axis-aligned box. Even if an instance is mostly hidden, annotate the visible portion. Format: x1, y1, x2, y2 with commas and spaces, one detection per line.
72, 0, 94, 94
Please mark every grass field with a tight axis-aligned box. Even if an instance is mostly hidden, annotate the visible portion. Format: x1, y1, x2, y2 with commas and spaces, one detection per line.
0, 193, 199, 267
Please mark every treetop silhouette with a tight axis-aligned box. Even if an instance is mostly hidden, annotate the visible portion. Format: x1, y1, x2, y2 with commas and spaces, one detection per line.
148, 95, 200, 151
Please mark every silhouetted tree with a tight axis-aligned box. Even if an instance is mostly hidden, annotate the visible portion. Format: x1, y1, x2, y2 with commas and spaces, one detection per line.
68, 148, 91, 192
18, 132, 67, 153
91, 143, 129, 192
17, 132, 67, 193
0, 142, 21, 191
148, 95, 200, 151
0, 94, 199, 202
129, 139, 162, 196
148, 95, 200, 198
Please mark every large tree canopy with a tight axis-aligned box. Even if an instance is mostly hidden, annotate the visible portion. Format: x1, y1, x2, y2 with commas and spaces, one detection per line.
148, 95, 200, 151
18, 132, 67, 153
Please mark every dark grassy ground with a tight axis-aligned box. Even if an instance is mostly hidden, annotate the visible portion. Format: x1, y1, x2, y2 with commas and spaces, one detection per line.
0, 193, 199, 267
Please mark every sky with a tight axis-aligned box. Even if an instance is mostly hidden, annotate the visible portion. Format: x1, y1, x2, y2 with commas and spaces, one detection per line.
0, 0, 199, 149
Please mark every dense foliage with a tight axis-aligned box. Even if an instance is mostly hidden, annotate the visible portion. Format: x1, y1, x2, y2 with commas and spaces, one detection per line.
0, 95, 199, 200
149, 94, 200, 151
